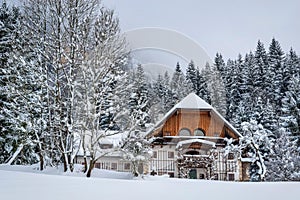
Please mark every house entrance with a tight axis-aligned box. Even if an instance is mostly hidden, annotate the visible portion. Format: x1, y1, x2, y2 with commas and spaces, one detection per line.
188, 169, 197, 179
178, 155, 213, 179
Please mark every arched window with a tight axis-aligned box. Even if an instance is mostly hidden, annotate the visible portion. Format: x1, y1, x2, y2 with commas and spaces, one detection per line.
194, 128, 205, 136
179, 128, 191, 136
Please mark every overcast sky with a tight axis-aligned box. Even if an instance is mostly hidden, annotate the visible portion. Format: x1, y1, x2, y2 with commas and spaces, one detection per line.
103, 0, 300, 61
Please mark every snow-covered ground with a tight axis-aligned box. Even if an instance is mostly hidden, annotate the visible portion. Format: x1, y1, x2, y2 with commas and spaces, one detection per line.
0, 165, 299, 200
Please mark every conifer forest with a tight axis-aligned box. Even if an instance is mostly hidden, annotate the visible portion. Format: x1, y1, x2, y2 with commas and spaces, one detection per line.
1, 0, 299, 181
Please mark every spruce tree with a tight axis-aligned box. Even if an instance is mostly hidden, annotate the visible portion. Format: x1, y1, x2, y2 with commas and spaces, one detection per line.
196, 67, 210, 103
265, 128, 300, 181
186, 60, 197, 92
170, 62, 191, 103
0, 1, 21, 163
129, 65, 150, 129
268, 38, 285, 109
0, 2, 39, 164
253, 40, 268, 97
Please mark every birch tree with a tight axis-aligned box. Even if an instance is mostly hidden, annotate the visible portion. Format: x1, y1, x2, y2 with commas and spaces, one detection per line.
75, 7, 128, 177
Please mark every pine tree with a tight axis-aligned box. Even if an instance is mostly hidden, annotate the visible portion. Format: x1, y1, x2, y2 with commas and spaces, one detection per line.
162, 71, 174, 111
257, 99, 278, 135
283, 48, 299, 95
225, 58, 242, 122
253, 40, 268, 97
170, 62, 191, 103
208, 63, 227, 117
129, 64, 150, 130
265, 128, 300, 181
0, 1, 21, 163
196, 67, 210, 103
0, 2, 40, 165
214, 53, 226, 79
186, 60, 197, 92
240, 120, 273, 181
268, 38, 285, 109
279, 89, 299, 139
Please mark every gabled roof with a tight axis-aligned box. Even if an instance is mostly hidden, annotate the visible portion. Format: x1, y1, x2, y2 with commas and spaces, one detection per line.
176, 93, 212, 109
147, 93, 242, 138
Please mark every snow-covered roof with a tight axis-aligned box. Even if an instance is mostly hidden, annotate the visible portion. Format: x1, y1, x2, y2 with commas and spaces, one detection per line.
176, 93, 212, 109
240, 157, 255, 162
146, 93, 242, 138
176, 139, 216, 149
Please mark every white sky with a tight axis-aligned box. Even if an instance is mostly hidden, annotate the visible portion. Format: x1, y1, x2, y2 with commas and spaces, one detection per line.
103, 0, 300, 61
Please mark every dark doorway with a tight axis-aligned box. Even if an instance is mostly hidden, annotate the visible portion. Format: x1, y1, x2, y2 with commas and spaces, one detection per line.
189, 169, 197, 179
199, 173, 205, 179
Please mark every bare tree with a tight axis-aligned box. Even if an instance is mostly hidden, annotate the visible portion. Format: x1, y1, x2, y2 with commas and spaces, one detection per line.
74, 7, 128, 177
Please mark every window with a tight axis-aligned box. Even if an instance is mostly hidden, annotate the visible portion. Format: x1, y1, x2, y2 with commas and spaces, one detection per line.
228, 153, 235, 160
168, 151, 174, 159
199, 173, 205, 179
168, 172, 174, 178
214, 173, 219, 180
152, 151, 157, 158
111, 163, 117, 170
228, 173, 235, 181
94, 163, 100, 169
194, 128, 205, 136
179, 128, 191, 136
124, 163, 131, 170
164, 132, 171, 136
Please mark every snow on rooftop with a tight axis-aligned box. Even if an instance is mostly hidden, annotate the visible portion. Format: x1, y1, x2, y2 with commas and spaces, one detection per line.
176, 93, 212, 109
147, 93, 242, 138
176, 139, 216, 149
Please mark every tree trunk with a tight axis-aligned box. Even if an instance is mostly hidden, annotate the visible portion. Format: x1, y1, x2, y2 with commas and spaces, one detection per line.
39, 152, 44, 171
83, 156, 88, 173
132, 162, 139, 177
86, 160, 95, 178
68, 154, 74, 172
62, 154, 68, 172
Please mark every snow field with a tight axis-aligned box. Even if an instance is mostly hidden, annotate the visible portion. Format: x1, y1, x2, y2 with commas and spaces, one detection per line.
0, 165, 299, 200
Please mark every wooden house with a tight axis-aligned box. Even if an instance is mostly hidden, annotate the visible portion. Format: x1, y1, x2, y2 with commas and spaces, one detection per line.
146, 93, 250, 181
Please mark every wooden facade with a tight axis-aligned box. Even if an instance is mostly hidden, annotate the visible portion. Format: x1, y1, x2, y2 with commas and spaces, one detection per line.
155, 109, 239, 139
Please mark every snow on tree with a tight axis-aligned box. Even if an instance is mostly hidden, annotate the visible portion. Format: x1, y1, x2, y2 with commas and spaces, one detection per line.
186, 60, 210, 103
160, 71, 175, 112
279, 90, 299, 139
196, 67, 211, 103
267, 38, 285, 109
214, 53, 226, 79
225, 59, 242, 122
150, 71, 174, 122
0, 1, 41, 165
120, 130, 152, 177
170, 62, 192, 104
120, 66, 152, 177
128, 64, 150, 129
186, 60, 197, 92
240, 120, 273, 181
204, 62, 227, 117
0, 1, 21, 164
265, 128, 300, 181
253, 40, 268, 97
74, 7, 128, 177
